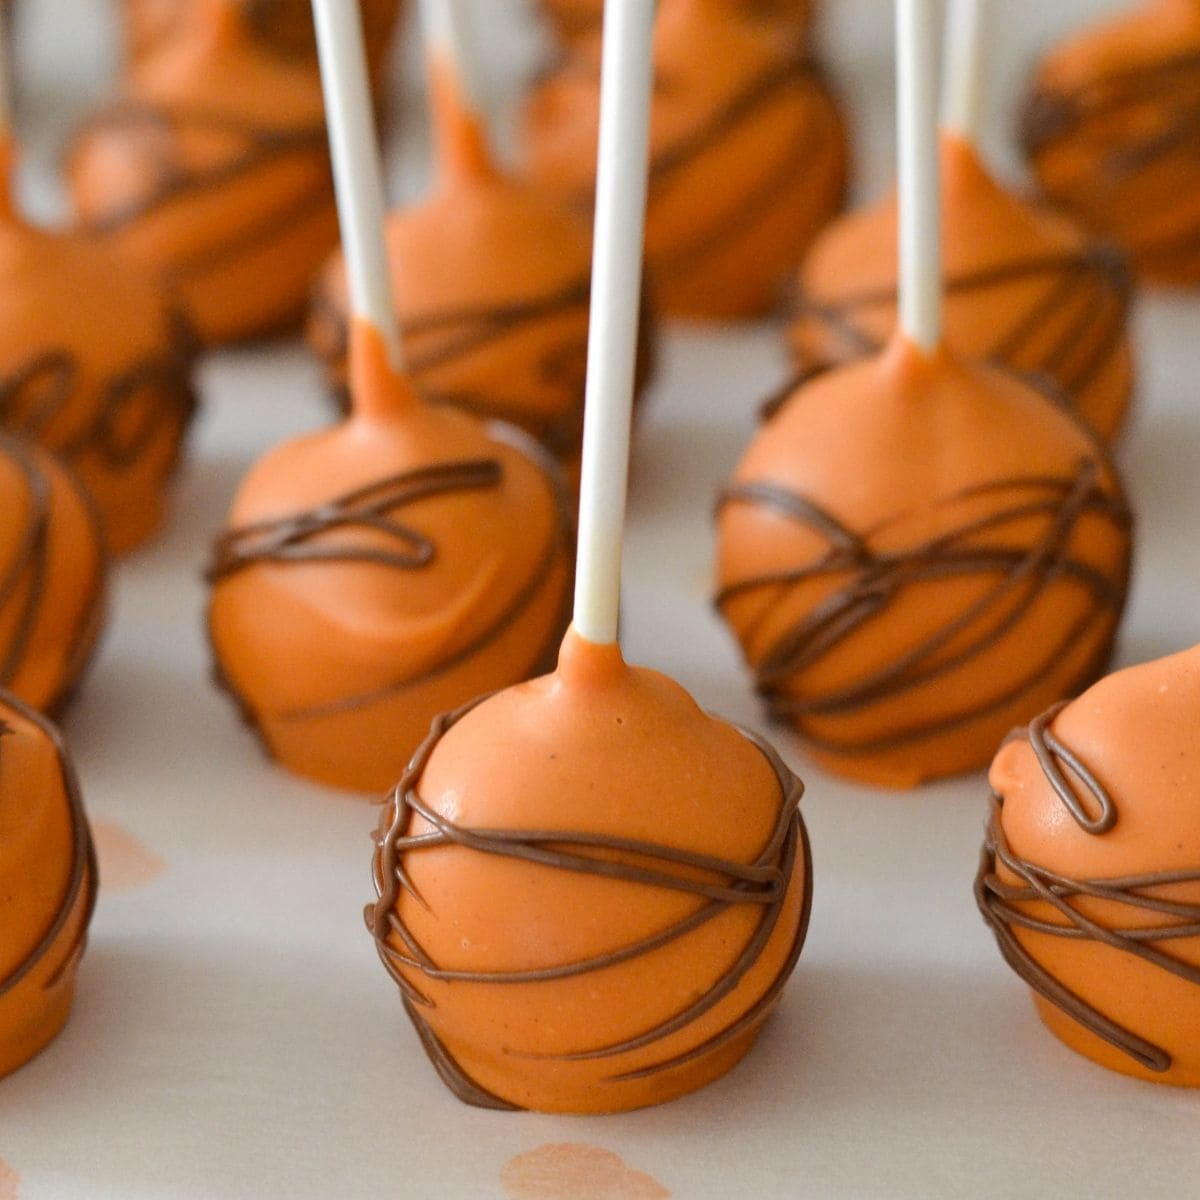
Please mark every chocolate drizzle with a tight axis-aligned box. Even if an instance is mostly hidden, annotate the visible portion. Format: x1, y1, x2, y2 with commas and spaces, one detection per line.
645, 52, 843, 280
0, 433, 106, 717
1021, 48, 1200, 272
366, 697, 811, 1110
549, 48, 844, 282
0, 309, 198, 480
309, 277, 595, 459
976, 713, 1200, 1073
0, 696, 98, 1006
785, 245, 1132, 420
715, 460, 1131, 754
73, 101, 333, 299
208, 441, 573, 726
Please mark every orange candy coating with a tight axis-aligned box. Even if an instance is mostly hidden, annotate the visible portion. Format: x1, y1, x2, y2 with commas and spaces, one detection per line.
982, 647, 1200, 1086
1022, 0, 1200, 287
68, 2, 339, 346
0, 434, 107, 717
715, 338, 1132, 789
523, 0, 848, 319
367, 628, 811, 1113
124, 0, 402, 84
791, 135, 1135, 443
0, 692, 97, 1079
207, 325, 573, 793
0, 149, 197, 553
307, 79, 644, 476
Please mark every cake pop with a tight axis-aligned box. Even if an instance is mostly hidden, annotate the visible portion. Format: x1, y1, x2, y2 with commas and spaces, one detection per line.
208, 324, 573, 792
67, 0, 339, 346
0, 142, 198, 553
207, 1, 573, 793
367, 0, 811, 1114
1022, 0, 1200, 288
307, 20, 655, 475
714, 0, 1133, 789
367, 629, 811, 1113
523, 0, 848, 318
0, 691, 98, 1079
0, 434, 106, 717
978, 646, 1200, 1086
124, 0, 403, 88
788, 134, 1135, 443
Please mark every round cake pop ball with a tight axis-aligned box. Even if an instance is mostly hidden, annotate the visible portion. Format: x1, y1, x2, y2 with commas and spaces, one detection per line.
366, 626, 811, 1113
978, 646, 1200, 1086
1022, 0, 1200, 288
207, 325, 573, 793
789, 134, 1135, 443
308, 74, 655, 477
67, 0, 340, 346
715, 337, 1133, 788
0, 434, 107, 717
0, 691, 97, 1079
523, 0, 848, 319
0, 147, 198, 554
124, 0, 402, 86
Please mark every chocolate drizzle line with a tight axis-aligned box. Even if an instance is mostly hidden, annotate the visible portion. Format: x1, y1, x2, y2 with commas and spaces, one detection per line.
0, 433, 106, 717
784, 245, 1132, 421
554, 49, 844, 283
366, 697, 811, 1110
1021, 48, 1200, 271
0, 309, 199, 479
976, 713, 1200, 1073
207, 440, 574, 727
0, 695, 98, 1005
715, 460, 1131, 754
73, 101, 333, 297
309, 277, 595, 458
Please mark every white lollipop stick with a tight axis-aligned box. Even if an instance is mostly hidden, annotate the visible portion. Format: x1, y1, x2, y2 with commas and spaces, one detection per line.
942, 0, 988, 144
311, 0, 403, 370
896, 0, 942, 353
418, 0, 483, 115
572, 0, 656, 647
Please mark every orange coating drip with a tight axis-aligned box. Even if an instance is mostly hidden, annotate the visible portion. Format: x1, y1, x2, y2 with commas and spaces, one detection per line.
68, 1, 340, 346
1022, 0, 1200, 286
522, 0, 847, 319
0, 435, 107, 717
980, 647, 1200, 1086
207, 323, 573, 792
307, 77, 655, 478
715, 337, 1132, 788
0, 143, 198, 552
367, 627, 812, 1113
789, 135, 1134, 443
0, 693, 97, 1079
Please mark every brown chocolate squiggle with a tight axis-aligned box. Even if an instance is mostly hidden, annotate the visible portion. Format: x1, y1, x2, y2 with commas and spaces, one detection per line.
0, 434, 106, 717
1022, 48, 1200, 273
550, 49, 844, 283
365, 696, 811, 1110
782, 246, 1132, 420
73, 102, 332, 305
309, 278, 594, 458
715, 460, 1131, 754
0, 309, 198, 479
208, 443, 573, 725
975, 713, 1200, 1073
0, 695, 98, 1004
